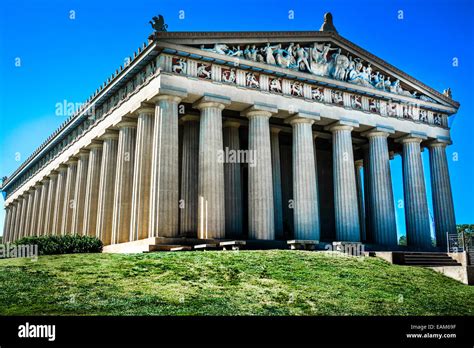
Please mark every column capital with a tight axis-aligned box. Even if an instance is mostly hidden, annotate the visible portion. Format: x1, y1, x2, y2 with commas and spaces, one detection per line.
241, 103, 277, 118
100, 129, 119, 140
223, 120, 241, 128
354, 159, 364, 168
34, 182, 43, 188
181, 115, 200, 123
154, 86, 187, 102
270, 127, 282, 134
134, 103, 155, 116
361, 126, 394, 139
77, 149, 90, 157
155, 94, 183, 104
57, 163, 69, 172
324, 119, 358, 133
86, 140, 103, 150
395, 134, 426, 144
65, 156, 78, 165
286, 116, 315, 126
427, 139, 451, 148
49, 170, 59, 178
116, 117, 137, 129
193, 94, 231, 110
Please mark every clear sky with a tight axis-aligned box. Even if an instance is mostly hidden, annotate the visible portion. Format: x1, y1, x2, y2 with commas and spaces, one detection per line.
0, 0, 473, 239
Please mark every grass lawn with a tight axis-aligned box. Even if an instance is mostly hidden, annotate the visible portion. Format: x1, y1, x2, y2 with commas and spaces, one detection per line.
0, 250, 473, 316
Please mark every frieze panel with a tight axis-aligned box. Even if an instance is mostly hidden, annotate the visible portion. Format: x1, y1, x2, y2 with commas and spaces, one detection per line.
199, 41, 438, 103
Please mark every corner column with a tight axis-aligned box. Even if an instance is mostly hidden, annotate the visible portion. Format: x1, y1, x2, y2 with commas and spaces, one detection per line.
363, 129, 397, 246
428, 140, 456, 249
111, 118, 137, 244
398, 135, 431, 249
194, 95, 230, 239
130, 107, 155, 241
223, 120, 243, 239
180, 115, 200, 237
82, 141, 103, 236
96, 130, 119, 245
72, 150, 90, 235
244, 105, 275, 240
327, 122, 360, 242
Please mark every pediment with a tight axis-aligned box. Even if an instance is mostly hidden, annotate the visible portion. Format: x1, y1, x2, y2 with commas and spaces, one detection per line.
153, 31, 459, 112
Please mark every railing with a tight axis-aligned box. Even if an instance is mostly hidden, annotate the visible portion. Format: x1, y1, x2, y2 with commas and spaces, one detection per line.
447, 231, 474, 265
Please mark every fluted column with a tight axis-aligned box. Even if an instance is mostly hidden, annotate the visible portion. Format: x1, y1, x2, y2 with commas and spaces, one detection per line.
290, 118, 320, 240
364, 130, 397, 246
130, 107, 155, 241
362, 145, 372, 243
270, 127, 284, 239
328, 123, 360, 242
37, 177, 50, 235
82, 141, 103, 236
150, 95, 183, 238
354, 160, 366, 242
71, 150, 90, 235
96, 130, 119, 245
194, 96, 229, 239
9, 201, 19, 242
44, 171, 58, 235
428, 140, 456, 249
223, 120, 243, 238
30, 183, 43, 237
111, 119, 137, 244
3, 206, 12, 243
398, 135, 431, 249
52, 165, 68, 235
61, 158, 78, 235
23, 189, 34, 237
245, 106, 275, 240
179, 115, 200, 237
15, 196, 27, 240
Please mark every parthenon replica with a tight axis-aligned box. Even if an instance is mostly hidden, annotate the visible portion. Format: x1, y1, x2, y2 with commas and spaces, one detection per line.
1, 13, 459, 252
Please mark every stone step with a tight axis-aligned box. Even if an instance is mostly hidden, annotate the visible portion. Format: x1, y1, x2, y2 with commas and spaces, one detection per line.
194, 243, 219, 250
149, 244, 192, 252
404, 261, 461, 266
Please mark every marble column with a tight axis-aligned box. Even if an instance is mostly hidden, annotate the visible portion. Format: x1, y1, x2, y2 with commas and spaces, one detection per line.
179, 115, 200, 237
24, 188, 35, 237
223, 120, 243, 239
3, 206, 12, 243
327, 123, 360, 242
71, 150, 90, 235
245, 106, 275, 240
150, 95, 183, 238
290, 117, 320, 241
96, 130, 119, 245
30, 183, 43, 237
354, 160, 366, 242
61, 158, 78, 235
82, 141, 103, 236
52, 165, 68, 235
130, 107, 155, 241
44, 171, 58, 235
111, 119, 137, 244
398, 135, 432, 249
270, 127, 284, 240
17, 195, 28, 240
428, 140, 456, 249
9, 201, 19, 242
194, 96, 229, 239
37, 177, 50, 235
364, 129, 397, 246
362, 145, 373, 243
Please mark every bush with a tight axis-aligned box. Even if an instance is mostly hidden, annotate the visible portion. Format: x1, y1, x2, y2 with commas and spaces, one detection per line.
15, 235, 103, 255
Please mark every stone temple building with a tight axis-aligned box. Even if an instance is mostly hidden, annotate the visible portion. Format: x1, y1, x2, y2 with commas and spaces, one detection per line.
1, 14, 459, 252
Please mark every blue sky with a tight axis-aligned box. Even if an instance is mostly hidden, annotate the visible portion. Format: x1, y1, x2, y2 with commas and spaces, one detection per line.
0, 0, 473, 238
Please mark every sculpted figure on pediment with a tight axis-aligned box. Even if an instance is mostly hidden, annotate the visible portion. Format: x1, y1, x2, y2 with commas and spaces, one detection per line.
262, 43, 278, 65
201, 43, 229, 55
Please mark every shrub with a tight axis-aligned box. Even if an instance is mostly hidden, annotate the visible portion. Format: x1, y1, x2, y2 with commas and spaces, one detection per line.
15, 235, 103, 255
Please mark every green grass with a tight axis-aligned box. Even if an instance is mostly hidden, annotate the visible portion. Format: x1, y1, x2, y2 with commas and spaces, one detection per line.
0, 250, 473, 315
